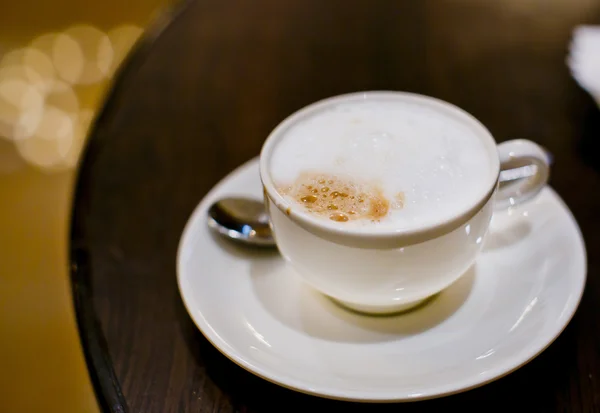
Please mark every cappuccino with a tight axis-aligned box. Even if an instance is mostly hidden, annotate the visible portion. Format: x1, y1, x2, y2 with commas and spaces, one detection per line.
270, 97, 495, 230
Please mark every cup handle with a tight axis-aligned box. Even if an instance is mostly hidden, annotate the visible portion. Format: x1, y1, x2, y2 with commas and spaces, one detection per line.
495, 139, 552, 209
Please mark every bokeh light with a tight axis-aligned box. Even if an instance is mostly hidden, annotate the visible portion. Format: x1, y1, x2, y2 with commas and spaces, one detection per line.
53, 25, 114, 86
0, 22, 143, 173
0, 77, 45, 141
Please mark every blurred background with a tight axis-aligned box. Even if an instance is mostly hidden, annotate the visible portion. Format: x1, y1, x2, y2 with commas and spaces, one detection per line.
1, 0, 599, 412
0, 1, 171, 411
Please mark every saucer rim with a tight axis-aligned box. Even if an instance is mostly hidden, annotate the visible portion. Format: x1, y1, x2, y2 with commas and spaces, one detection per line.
176, 157, 587, 403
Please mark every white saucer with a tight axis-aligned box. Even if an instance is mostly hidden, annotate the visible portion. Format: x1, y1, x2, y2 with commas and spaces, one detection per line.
176, 157, 587, 402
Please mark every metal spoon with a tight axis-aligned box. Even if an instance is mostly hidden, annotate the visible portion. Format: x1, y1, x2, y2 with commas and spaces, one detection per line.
208, 162, 547, 247
207, 197, 275, 247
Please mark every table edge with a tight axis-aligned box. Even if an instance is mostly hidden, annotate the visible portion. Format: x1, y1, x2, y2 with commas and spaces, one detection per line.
68, 1, 194, 411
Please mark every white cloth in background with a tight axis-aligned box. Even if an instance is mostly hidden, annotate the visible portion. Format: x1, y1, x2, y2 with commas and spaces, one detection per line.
568, 25, 600, 106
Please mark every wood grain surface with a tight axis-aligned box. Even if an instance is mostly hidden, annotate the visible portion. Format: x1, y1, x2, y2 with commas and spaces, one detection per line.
70, 0, 600, 411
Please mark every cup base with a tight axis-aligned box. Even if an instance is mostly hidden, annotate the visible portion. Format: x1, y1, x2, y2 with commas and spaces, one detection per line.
330, 296, 432, 316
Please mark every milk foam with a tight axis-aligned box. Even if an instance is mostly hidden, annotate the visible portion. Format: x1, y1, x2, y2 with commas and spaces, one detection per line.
269, 98, 495, 229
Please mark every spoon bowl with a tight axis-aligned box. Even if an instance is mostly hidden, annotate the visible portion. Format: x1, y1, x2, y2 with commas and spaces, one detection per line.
207, 197, 275, 247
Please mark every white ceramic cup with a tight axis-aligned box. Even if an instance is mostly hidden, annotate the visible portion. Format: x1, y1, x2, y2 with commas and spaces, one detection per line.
259, 91, 550, 314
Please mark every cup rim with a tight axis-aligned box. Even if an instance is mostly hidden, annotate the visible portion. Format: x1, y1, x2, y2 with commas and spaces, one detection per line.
259, 91, 500, 248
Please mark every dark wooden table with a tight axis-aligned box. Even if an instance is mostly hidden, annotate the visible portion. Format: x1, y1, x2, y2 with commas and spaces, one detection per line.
69, 0, 600, 411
